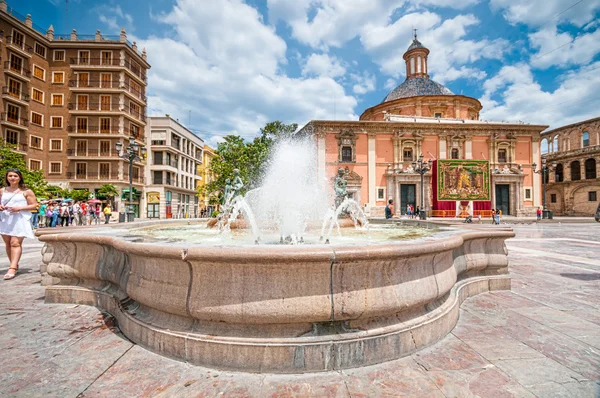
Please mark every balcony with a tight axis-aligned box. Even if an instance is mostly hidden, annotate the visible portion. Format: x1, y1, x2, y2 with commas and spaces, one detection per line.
66, 148, 120, 158
66, 172, 121, 181
122, 104, 147, 123
151, 177, 174, 186
122, 82, 147, 103
2, 86, 30, 105
67, 125, 121, 135
4, 141, 27, 152
0, 113, 29, 129
69, 79, 122, 89
153, 159, 179, 168
69, 57, 122, 67
124, 176, 146, 185
6, 36, 33, 57
68, 102, 120, 112
123, 59, 147, 84
4, 61, 31, 81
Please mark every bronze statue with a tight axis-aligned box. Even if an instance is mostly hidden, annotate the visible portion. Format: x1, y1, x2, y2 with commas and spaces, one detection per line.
334, 168, 347, 208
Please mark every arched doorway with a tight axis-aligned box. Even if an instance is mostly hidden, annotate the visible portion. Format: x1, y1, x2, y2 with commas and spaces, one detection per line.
554, 163, 563, 182
571, 161, 581, 181
585, 158, 596, 179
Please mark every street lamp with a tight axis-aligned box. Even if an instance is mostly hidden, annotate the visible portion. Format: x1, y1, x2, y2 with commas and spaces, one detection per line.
412, 154, 433, 220
116, 136, 146, 221
532, 157, 556, 219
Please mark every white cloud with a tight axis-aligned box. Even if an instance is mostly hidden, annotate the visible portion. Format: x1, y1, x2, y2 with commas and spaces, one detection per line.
301, 53, 346, 78
480, 61, 600, 129
384, 78, 397, 90
351, 71, 376, 95
490, 0, 600, 28
97, 5, 134, 33
410, 0, 479, 9
141, 0, 357, 138
529, 27, 600, 69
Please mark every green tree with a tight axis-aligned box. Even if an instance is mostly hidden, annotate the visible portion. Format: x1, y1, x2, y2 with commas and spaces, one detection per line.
98, 184, 119, 204
202, 121, 298, 202
0, 140, 48, 198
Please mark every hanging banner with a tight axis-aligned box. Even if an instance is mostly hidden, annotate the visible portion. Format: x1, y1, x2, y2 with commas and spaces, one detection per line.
437, 160, 490, 201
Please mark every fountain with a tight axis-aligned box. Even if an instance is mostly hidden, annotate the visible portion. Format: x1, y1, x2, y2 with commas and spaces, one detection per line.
37, 137, 513, 373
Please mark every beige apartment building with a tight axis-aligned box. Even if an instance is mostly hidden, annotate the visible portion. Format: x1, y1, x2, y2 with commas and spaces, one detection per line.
146, 116, 203, 219
0, 2, 149, 215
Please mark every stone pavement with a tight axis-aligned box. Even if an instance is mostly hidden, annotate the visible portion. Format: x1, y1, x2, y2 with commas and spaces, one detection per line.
1, 223, 600, 397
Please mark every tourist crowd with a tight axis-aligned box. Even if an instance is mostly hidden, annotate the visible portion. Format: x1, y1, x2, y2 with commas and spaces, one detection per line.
30, 201, 113, 229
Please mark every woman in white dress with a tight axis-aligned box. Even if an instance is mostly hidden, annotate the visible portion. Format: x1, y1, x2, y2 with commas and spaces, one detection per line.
0, 169, 37, 280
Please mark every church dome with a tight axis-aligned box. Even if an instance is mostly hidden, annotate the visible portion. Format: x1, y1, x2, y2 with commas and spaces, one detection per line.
382, 77, 453, 103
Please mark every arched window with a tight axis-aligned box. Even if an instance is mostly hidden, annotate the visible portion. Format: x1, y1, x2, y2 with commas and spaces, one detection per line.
341, 146, 352, 162
451, 148, 459, 159
410, 57, 415, 74
585, 158, 596, 179
553, 136, 559, 153
571, 160, 581, 181
497, 149, 507, 163
541, 138, 549, 155
555, 163, 563, 182
583, 132, 590, 147
417, 56, 422, 73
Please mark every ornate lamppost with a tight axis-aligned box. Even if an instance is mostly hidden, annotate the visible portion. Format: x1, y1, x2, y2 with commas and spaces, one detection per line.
412, 154, 432, 220
532, 157, 556, 219
116, 137, 146, 222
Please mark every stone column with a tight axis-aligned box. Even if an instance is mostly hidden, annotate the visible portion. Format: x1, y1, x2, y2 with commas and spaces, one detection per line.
368, 133, 376, 206
394, 178, 401, 216
532, 140, 541, 206
581, 161, 586, 180
392, 136, 399, 168
439, 137, 446, 159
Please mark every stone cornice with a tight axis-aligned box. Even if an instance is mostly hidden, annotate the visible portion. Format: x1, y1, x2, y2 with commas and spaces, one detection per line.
360, 94, 482, 120
545, 145, 600, 161
541, 116, 600, 136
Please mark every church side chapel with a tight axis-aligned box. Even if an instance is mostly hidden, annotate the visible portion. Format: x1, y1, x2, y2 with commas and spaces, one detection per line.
299, 33, 548, 217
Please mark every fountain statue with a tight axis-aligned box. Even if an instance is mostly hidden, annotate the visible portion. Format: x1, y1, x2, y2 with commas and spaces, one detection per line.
334, 167, 348, 208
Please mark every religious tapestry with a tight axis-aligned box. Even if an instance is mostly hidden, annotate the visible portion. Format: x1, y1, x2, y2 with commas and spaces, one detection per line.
437, 160, 490, 201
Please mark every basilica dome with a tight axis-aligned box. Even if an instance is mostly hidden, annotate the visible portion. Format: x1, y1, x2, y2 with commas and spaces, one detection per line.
382, 76, 453, 103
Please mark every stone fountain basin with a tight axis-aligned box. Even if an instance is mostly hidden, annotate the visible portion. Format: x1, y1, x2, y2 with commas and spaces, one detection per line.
38, 222, 513, 373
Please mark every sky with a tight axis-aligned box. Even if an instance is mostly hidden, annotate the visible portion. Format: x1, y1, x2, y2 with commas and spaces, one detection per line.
16, 0, 600, 147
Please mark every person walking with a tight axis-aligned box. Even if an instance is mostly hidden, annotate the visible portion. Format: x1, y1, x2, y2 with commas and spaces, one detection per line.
45, 204, 53, 227
60, 203, 69, 227
495, 209, 501, 225
30, 203, 39, 230
72, 201, 81, 226
103, 204, 112, 224
80, 202, 88, 226
51, 204, 60, 227
536, 207, 542, 221
0, 168, 38, 280
95, 205, 101, 225
491, 208, 496, 224
38, 202, 47, 229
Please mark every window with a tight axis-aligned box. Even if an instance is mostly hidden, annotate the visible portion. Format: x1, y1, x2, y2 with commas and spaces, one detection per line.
377, 188, 385, 201
8, 79, 21, 99
77, 72, 89, 87
79, 51, 90, 65
553, 136, 559, 153
131, 124, 140, 138
100, 73, 112, 88
550, 194, 557, 203
403, 148, 413, 162
33, 65, 45, 81
5, 130, 19, 145
100, 118, 111, 134
50, 94, 63, 106
130, 80, 141, 96
101, 51, 113, 65
451, 148, 459, 159
29, 159, 42, 171
49, 162, 62, 174
100, 95, 111, 111
76, 140, 88, 156
51, 117, 63, 128
341, 146, 352, 162
582, 131, 590, 147
77, 118, 88, 133
30, 135, 42, 149
9, 54, 23, 73
77, 95, 89, 110
99, 163, 110, 178
34, 42, 46, 58
541, 138, 549, 155
152, 140, 165, 145
50, 139, 62, 151
31, 112, 43, 126
434, 112, 442, 118
53, 50, 65, 62
52, 72, 64, 84
555, 163, 564, 182
7, 104, 20, 123
571, 161, 581, 181
11, 30, 25, 48
585, 159, 597, 179
590, 192, 598, 202
76, 163, 87, 179
498, 149, 507, 163
153, 171, 163, 184
133, 167, 140, 179
99, 140, 111, 156
525, 188, 531, 200
129, 102, 140, 118
32, 88, 44, 103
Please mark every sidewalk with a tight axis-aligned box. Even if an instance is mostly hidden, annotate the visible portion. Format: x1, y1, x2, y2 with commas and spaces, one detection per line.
1, 224, 599, 397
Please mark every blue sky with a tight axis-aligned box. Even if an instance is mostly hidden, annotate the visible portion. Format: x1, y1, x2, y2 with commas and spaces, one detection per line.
17, 0, 600, 146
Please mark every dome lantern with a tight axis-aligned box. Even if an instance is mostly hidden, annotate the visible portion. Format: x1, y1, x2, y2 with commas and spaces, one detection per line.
403, 29, 430, 79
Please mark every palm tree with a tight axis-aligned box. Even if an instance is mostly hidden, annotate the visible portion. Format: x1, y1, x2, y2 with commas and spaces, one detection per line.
98, 184, 119, 206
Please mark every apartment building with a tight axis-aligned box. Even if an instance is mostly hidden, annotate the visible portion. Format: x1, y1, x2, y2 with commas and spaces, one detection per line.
196, 144, 217, 216
146, 116, 203, 219
0, 2, 149, 214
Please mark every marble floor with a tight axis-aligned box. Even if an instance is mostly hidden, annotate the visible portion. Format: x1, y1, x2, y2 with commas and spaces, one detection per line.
1, 223, 599, 397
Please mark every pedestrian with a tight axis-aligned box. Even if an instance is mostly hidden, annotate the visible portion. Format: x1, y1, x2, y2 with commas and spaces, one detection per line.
0, 168, 38, 280
103, 204, 112, 224
95, 205, 101, 225
30, 203, 39, 230
491, 208, 496, 224
80, 201, 88, 226
45, 204, 53, 227
60, 203, 69, 227
72, 201, 81, 226
495, 209, 501, 225
385, 199, 394, 219
415, 206, 420, 219
39, 201, 47, 228
536, 207, 542, 221
406, 204, 411, 218
51, 204, 60, 227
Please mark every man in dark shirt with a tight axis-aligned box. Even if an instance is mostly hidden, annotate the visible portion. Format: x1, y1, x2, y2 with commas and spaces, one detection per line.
385, 199, 394, 219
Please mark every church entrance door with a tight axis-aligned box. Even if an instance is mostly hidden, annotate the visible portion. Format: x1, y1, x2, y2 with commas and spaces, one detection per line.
495, 184, 510, 216
400, 184, 416, 215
